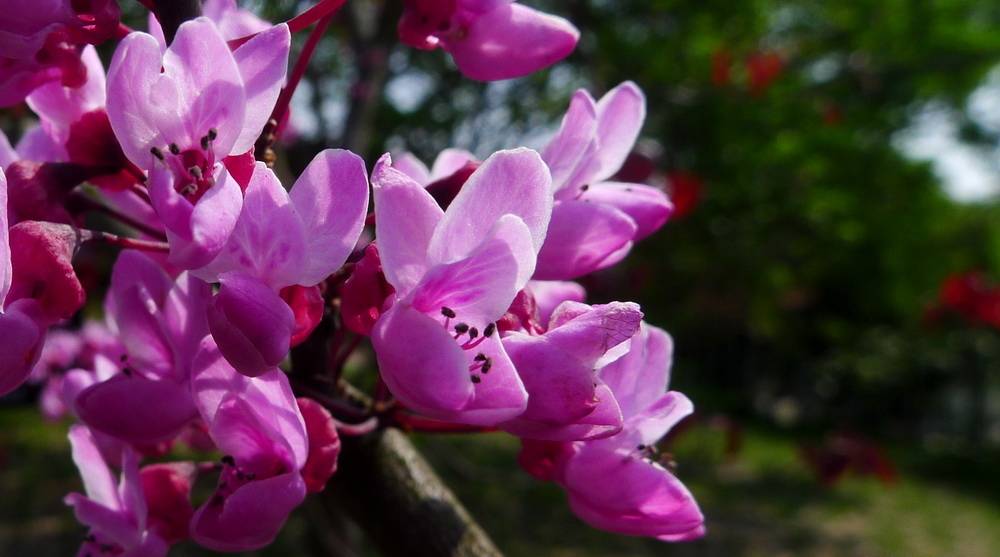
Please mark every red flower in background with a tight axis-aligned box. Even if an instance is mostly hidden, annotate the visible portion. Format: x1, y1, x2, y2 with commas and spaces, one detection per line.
666, 171, 704, 219
931, 271, 1000, 329
746, 51, 784, 95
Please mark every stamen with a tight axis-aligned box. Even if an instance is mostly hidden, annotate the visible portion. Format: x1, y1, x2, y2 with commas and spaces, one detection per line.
467, 327, 479, 340
168, 143, 180, 155
481, 359, 492, 373
150, 146, 165, 160
200, 135, 210, 150
189, 166, 204, 180
221, 455, 235, 466
474, 353, 487, 362
484, 323, 496, 337
470, 375, 481, 384
454, 323, 469, 334
208, 128, 218, 141
441, 307, 456, 318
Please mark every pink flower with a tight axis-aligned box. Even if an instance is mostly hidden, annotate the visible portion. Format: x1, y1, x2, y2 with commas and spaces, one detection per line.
64, 425, 170, 557
500, 301, 643, 441
194, 151, 369, 376
106, 17, 290, 268
370, 149, 552, 425
398, 0, 579, 81
0, 0, 120, 107
190, 337, 309, 552
75, 250, 211, 443
523, 324, 705, 542
535, 82, 673, 279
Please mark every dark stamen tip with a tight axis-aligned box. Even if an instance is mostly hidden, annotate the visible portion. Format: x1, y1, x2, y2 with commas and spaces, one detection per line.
454, 323, 469, 334
484, 323, 496, 337
481, 360, 492, 373
474, 353, 487, 361
468, 327, 479, 339
221, 455, 235, 466
441, 306, 456, 318
168, 143, 180, 155
208, 128, 218, 140
150, 146, 165, 160
470, 375, 481, 384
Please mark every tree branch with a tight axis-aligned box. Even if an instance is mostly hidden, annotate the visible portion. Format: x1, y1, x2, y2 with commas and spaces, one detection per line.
323, 428, 504, 557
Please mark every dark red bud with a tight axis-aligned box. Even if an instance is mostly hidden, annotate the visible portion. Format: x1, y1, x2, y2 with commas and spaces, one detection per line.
65, 109, 141, 191
280, 284, 325, 347
425, 161, 480, 209
340, 244, 394, 336
8, 221, 85, 324
222, 151, 256, 192
296, 398, 341, 493
141, 462, 196, 544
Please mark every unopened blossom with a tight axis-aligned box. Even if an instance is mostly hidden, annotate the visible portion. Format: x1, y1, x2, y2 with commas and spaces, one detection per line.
190, 337, 309, 552
523, 324, 705, 541
398, 0, 579, 81
0, 0, 121, 106
195, 151, 369, 375
500, 301, 642, 441
107, 17, 290, 268
371, 149, 552, 425
297, 397, 342, 493
65, 426, 170, 557
75, 250, 211, 443
141, 462, 197, 545
535, 81, 673, 279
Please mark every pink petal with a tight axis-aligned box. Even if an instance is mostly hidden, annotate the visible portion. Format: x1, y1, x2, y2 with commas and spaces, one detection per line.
0, 167, 10, 305
371, 303, 474, 417
65, 494, 142, 549
195, 163, 303, 285
75, 375, 199, 443
527, 280, 586, 327
190, 470, 306, 552
601, 324, 673, 419
68, 425, 120, 509
372, 153, 444, 294
455, 334, 528, 425
542, 301, 642, 365
541, 90, 597, 192
428, 148, 552, 265
161, 18, 245, 157
446, 3, 578, 81
533, 200, 637, 280
106, 250, 174, 377
0, 131, 17, 168
230, 24, 290, 154
26, 45, 106, 132
592, 82, 646, 182
141, 462, 196, 545
289, 149, 370, 286
430, 148, 476, 181
14, 125, 67, 162
392, 152, 431, 184
584, 182, 671, 240
206, 273, 294, 376
411, 215, 531, 326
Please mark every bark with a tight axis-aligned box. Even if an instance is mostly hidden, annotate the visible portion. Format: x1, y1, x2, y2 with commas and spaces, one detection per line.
322, 428, 504, 557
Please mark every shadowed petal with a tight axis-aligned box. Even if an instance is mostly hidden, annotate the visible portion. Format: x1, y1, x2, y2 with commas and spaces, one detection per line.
75, 375, 199, 443
592, 82, 646, 182
583, 182, 671, 240
533, 200, 636, 280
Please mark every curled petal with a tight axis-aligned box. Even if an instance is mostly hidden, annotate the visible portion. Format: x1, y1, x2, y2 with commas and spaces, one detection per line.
297, 398, 341, 493
583, 182, 671, 240
592, 82, 646, 182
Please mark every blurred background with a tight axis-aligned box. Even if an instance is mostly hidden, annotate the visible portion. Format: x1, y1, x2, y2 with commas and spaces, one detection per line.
4, 0, 1000, 555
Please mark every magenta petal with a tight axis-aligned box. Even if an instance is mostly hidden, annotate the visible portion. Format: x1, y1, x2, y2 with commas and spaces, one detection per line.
592, 82, 646, 182
289, 149, 370, 286
542, 301, 643, 365
372, 303, 473, 417
207, 274, 294, 377
0, 167, 10, 305
392, 152, 431, 184
76, 375, 197, 443
428, 148, 552, 265
541, 90, 597, 192
411, 215, 530, 326
527, 280, 586, 327
0, 304, 44, 396
456, 334, 528, 425
447, 3, 579, 81
196, 163, 304, 286
601, 324, 673, 419
584, 182, 672, 240
430, 148, 476, 181
65, 494, 142, 549
190, 470, 306, 552
68, 425, 120, 508
27, 46, 106, 132
372, 154, 444, 293
297, 398, 341, 493
161, 18, 245, 157
534, 200, 637, 280
230, 24, 290, 154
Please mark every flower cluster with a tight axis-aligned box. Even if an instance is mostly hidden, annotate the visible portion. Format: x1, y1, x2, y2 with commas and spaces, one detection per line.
1, 0, 704, 553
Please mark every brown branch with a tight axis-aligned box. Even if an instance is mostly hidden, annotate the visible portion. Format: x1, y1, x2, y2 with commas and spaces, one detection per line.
323, 427, 504, 557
